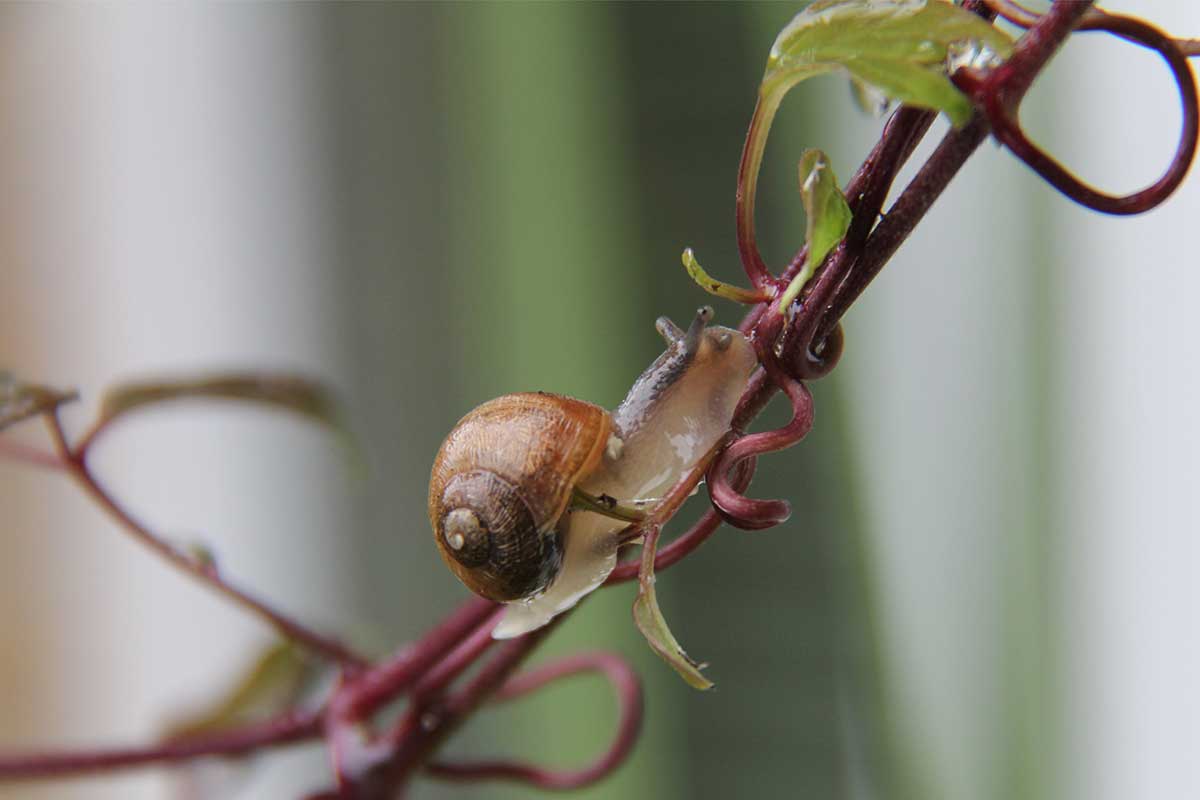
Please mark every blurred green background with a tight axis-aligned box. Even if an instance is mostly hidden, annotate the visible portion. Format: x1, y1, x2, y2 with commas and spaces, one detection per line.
0, 3, 1196, 800
336, 5, 855, 797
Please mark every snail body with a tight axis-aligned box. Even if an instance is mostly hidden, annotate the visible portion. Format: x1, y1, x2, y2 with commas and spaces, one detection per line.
428, 307, 757, 637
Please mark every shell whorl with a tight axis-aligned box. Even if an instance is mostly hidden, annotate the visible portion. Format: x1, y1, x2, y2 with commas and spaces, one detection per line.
435, 470, 561, 601
428, 393, 612, 602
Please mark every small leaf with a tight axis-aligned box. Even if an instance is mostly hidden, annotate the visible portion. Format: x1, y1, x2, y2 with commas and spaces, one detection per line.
681, 248, 770, 305
843, 56, 974, 126
0, 372, 78, 433
165, 641, 316, 740
164, 640, 322, 798
764, 0, 1013, 127
97, 372, 347, 435
632, 524, 714, 690
778, 149, 852, 313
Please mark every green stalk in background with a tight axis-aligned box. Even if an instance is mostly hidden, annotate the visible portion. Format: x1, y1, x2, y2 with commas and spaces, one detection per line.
825, 377, 935, 800
442, 4, 677, 798
996, 118, 1059, 800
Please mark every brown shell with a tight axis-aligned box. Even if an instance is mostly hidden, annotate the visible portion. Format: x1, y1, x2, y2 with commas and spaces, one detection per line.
428, 392, 612, 601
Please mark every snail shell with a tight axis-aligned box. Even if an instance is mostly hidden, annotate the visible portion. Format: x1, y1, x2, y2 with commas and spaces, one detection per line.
428, 393, 611, 602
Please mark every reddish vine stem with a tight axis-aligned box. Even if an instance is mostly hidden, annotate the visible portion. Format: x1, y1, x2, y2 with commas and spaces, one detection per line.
366, 622, 560, 796
0, 438, 65, 471
330, 597, 496, 723
985, 0, 1200, 59
799, 107, 936, 355
0, 711, 321, 780
816, 0, 1101, 341
607, 456, 756, 583
957, 4, 1198, 215
323, 600, 500, 791
736, 98, 778, 291
425, 652, 643, 790
40, 410, 370, 670
707, 371, 814, 530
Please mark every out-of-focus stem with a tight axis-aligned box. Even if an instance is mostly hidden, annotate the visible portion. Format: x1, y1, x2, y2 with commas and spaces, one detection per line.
426, 652, 643, 790
41, 410, 370, 670
0, 710, 321, 780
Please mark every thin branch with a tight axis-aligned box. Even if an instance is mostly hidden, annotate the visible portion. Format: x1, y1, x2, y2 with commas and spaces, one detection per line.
0, 437, 66, 471
0, 710, 320, 781
41, 410, 369, 670
364, 623, 560, 796
986, 0, 1200, 59
708, 370, 814, 530
820, 1, 1098, 336
337, 598, 496, 719
735, 98, 779, 290
426, 652, 643, 790
960, 3, 1197, 215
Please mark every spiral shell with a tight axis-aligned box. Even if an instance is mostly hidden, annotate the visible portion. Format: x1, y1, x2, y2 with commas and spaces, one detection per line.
428, 392, 611, 602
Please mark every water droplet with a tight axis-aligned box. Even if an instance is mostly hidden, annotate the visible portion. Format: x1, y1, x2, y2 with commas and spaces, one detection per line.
849, 78, 891, 119
946, 40, 1002, 74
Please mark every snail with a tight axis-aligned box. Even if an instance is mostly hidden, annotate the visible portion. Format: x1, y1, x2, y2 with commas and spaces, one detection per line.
429, 306, 756, 638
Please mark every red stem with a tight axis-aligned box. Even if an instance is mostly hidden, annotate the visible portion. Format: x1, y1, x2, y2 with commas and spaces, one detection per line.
707, 371, 814, 530
735, 99, 776, 290
0, 436, 66, 471
41, 411, 369, 670
425, 652, 643, 790
0, 710, 320, 780
366, 623, 560, 795
960, 4, 1195, 215
331, 597, 496, 722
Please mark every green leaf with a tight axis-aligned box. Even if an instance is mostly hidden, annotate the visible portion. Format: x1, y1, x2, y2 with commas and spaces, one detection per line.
164, 640, 316, 740
632, 524, 714, 690
843, 56, 974, 126
0, 372, 78, 433
97, 372, 348, 435
680, 247, 770, 305
764, 0, 1013, 126
778, 149, 853, 313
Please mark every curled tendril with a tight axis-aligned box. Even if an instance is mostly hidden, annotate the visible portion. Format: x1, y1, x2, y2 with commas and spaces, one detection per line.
425, 652, 643, 791
781, 321, 845, 381
958, 4, 1199, 215
706, 369, 815, 531
606, 455, 756, 584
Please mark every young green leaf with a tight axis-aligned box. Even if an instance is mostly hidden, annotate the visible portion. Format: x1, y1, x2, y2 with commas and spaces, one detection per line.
164, 640, 317, 740
681, 248, 771, 305
736, 1, 1012, 293
97, 372, 347, 435
778, 149, 852, 314
632, 524, 714, 690
764, 0, 1013, 127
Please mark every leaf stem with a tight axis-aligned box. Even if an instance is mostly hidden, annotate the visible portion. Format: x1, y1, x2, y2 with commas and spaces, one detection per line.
681, 248, 771, 304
